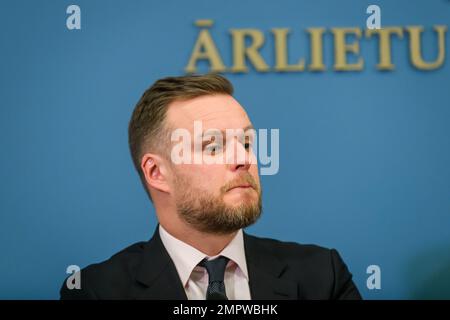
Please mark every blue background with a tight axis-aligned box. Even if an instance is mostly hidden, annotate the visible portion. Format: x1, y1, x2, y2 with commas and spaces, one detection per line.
0, 0, 449, 299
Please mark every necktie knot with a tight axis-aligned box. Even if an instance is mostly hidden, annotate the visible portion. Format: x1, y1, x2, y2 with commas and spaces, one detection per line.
198, 256, 229, 300
199, 256, 229, 282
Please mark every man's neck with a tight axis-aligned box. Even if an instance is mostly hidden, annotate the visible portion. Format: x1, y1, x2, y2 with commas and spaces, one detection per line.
159, 222, 238, 257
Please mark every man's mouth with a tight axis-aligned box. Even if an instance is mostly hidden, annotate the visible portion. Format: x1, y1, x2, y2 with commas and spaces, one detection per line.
228, 184, 254, 191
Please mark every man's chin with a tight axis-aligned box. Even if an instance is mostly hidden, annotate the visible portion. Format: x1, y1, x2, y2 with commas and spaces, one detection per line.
223, 189, 258, 202
222, 199, 258, 210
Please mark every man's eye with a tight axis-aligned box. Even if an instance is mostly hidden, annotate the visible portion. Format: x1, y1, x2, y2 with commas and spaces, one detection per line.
205, 144, 222, 154
244, 142, 252, 150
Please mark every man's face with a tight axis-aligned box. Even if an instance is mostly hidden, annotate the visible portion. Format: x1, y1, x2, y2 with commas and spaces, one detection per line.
165, 94, 262, 234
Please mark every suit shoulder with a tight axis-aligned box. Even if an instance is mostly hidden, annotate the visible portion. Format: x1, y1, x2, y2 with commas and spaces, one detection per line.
60, 241, 147, 299
245, 233, 333, 262
85, 241, 147, 275
244, 233, 362, 300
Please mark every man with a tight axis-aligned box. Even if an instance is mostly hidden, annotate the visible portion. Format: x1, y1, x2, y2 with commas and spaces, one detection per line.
60, 74, 361, 300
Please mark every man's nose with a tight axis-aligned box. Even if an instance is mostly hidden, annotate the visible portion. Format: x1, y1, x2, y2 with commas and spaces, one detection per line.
226, 140, 252, 172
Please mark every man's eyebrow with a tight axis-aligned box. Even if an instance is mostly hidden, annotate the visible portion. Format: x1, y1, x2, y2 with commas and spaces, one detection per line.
198, 125, 255, 138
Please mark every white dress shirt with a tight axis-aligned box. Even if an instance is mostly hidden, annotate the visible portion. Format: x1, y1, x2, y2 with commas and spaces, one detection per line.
158, 225, 251, 300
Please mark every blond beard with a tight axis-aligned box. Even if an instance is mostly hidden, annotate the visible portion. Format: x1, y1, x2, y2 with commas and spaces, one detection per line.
174, 172, 262, 234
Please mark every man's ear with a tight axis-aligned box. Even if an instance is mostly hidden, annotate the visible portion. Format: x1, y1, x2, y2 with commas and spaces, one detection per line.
140, 153, 171, 194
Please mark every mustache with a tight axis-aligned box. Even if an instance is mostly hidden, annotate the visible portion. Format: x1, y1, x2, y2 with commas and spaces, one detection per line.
220, 173, 259, 194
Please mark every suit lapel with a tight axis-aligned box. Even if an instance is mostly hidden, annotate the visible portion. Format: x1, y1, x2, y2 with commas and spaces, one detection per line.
133, 226, 188, 300
131, 227, 297, 300
244, 232, 298, 299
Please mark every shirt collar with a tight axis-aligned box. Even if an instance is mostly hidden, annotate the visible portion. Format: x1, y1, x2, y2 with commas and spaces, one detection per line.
158, 225, 249, 287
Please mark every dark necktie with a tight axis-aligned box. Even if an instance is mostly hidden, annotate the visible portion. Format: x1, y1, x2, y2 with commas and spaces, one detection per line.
198, 256, 230, 300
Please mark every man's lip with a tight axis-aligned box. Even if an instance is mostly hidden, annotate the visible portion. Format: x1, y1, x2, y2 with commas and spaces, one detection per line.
228, 185, 253, 191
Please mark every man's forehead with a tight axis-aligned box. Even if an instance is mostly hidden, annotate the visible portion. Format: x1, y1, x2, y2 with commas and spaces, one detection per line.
166, 94, 251, 130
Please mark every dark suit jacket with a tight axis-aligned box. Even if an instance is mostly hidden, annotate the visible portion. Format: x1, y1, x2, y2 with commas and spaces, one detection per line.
60, 227, 362, 300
